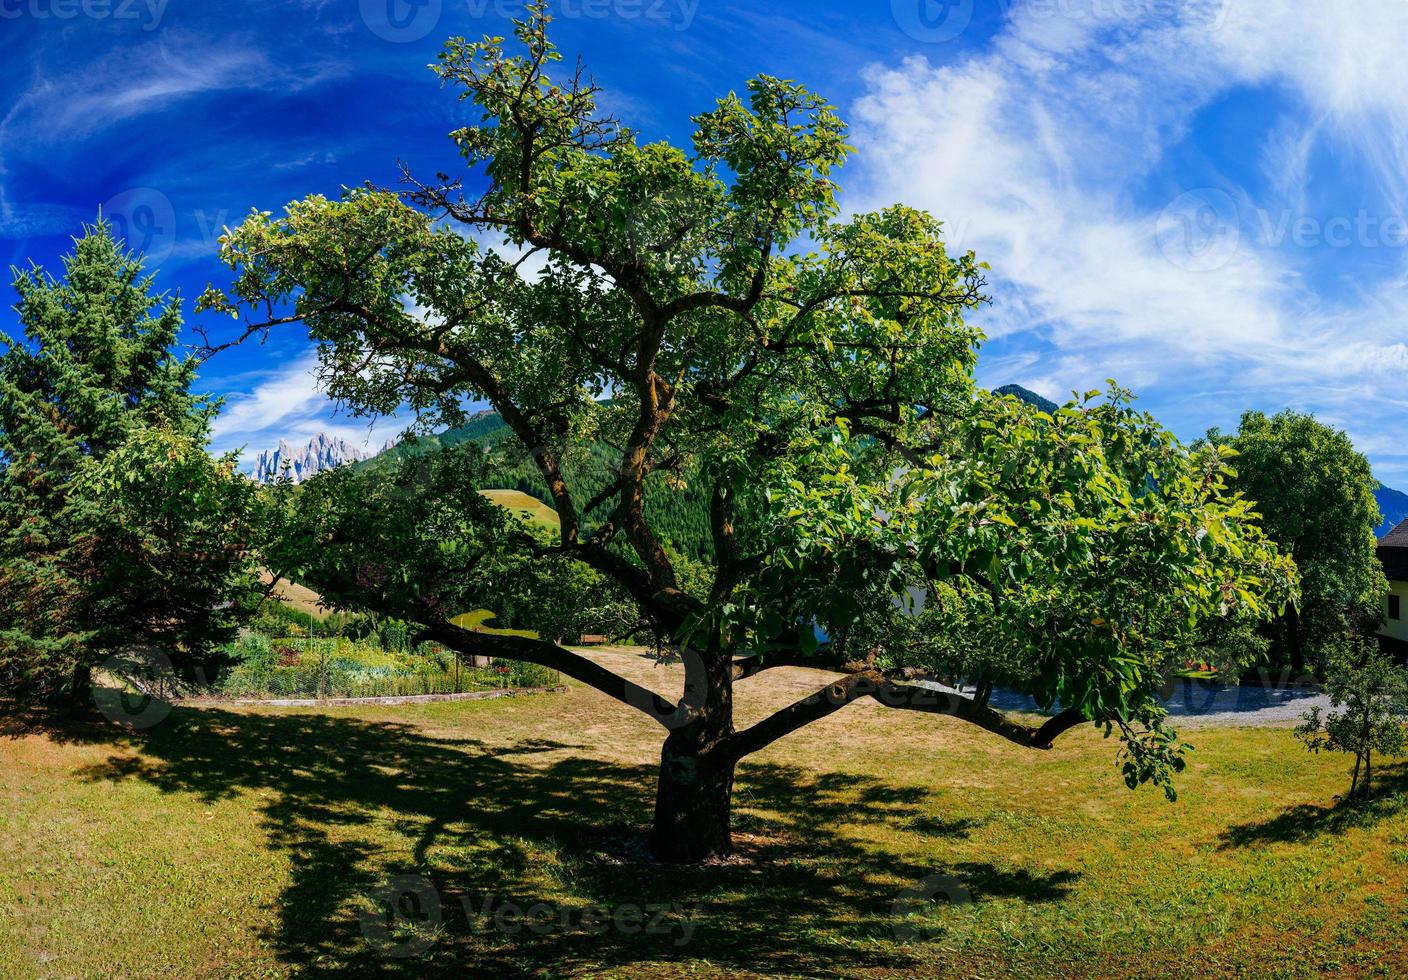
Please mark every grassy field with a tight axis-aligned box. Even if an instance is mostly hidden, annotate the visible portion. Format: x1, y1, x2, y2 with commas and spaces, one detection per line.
2, 649, 1406, 978
258, 571, 333, 621
448, 609, 540, 639
479, 489, 561, 532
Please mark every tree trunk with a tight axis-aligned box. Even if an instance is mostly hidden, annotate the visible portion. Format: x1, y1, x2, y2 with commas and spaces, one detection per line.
67, 663, 93, 708
1285, 607, 1306, 678
648, 734, 736, 863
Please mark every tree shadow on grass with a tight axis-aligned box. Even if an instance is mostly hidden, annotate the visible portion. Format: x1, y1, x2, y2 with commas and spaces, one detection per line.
0, 699, 119, 744
52, 696, 1079, 978
1219, 763, 1408, 849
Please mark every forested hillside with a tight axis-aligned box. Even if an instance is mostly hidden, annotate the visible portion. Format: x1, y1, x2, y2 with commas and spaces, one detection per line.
993, 383, 1058, 414
1376, 484, 1408, 536
359, 411, 714, 561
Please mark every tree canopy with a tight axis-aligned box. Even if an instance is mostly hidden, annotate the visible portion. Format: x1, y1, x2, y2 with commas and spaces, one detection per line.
1212, 409, 1385, 675
203, 3, 1296, 861
0, 224, 257, 704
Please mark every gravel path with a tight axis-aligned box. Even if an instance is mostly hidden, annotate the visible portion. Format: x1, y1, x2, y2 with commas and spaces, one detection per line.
921, 679, 1332, 728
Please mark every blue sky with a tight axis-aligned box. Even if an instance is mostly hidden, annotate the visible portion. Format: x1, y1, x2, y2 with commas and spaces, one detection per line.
4, 1, 1408, 485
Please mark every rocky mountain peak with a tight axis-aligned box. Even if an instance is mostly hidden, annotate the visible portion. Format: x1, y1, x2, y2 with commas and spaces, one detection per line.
251, 432, 394, 484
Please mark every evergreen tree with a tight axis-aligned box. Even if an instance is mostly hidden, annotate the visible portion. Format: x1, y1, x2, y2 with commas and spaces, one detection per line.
0, 224, 256, 705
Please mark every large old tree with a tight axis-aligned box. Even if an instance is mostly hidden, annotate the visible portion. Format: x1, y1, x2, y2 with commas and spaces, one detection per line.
1212, 410, 1384, 676
203, 4, 1295, 861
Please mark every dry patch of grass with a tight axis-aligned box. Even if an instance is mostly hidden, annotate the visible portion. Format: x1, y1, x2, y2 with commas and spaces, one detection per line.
2, 650, 1406, 978
478, 489, 561, 531
258, 569, 333, 621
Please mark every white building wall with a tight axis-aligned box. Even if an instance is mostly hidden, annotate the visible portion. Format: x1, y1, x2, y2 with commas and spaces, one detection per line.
1380, 579, 1408, 643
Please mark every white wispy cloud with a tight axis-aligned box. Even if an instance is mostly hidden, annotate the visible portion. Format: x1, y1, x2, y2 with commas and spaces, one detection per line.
0, 29, 345, 252
210, 352, 326, 447
849, 0, 1408, 483
0, 201, 85, 240
209, 351, 409, 464
4, 38, 268, 143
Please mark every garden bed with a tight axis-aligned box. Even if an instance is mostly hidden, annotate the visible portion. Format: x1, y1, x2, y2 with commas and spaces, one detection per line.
215, 626, 560, 702
222, 685, 567, 708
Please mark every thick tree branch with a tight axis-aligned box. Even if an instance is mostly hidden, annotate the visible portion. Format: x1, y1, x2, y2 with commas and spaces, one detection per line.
717, 671, 870, 762
1030, 707, 1090, 748
570, 541, 699, 635
868, 680, 1082, 748
419, 620, 681, 730
730, 647, 878, 681
721, 669, 1089, 762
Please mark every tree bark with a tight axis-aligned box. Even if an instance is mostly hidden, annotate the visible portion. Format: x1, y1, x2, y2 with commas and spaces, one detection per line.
648, 734, 737, 863
1285, 606, 1306, 678
648, 647, 737, 863
67, 663, 93, 708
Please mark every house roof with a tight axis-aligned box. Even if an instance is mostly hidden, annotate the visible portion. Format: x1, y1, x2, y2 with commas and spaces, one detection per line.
1378, 518, 1408, 581
1382, 518, 1408, 549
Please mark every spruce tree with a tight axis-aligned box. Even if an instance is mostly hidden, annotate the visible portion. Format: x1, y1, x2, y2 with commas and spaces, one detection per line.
0, 223, 256, 705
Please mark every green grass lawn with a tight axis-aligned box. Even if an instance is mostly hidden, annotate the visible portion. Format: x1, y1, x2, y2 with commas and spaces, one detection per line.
448, 609, 540, 639
2, 650, 1406, 978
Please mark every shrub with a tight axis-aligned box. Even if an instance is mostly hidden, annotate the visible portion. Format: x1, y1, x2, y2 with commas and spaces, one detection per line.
229, 632, 275, 670
249, 601, 324, 639
378, 618, 412, 653
324, 610, 378, 641
493, 659, 560, 689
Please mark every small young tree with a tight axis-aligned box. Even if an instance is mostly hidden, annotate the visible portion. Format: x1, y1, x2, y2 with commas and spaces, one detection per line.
1297, 638, 1408, 800
0, 225, 258, 704
204, 4, 1297, 861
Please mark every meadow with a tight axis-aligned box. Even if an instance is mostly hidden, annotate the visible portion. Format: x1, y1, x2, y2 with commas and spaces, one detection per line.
477, 489, 562, 533
2, 648, 1405, 978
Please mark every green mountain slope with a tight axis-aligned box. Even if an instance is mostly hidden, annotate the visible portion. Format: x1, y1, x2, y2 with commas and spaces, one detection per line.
1375, 484, 1408, 537
362, 412, 714, 560
993, 384, 1059, 414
